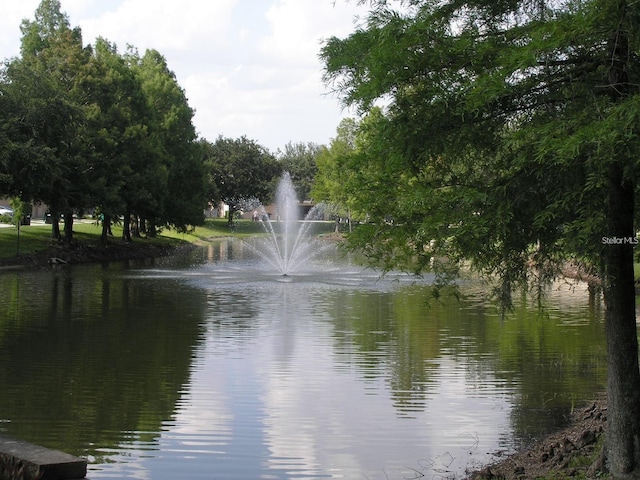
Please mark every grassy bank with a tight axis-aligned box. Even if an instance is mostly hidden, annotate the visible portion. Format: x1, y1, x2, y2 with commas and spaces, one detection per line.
0, 220, 188, 261
0, 218, 336, 266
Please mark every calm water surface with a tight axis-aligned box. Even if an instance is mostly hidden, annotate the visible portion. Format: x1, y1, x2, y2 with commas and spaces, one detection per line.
0, 239, 606, 479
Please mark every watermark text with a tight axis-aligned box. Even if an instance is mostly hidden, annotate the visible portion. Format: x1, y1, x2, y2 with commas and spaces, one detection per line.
602, 236, 639, 245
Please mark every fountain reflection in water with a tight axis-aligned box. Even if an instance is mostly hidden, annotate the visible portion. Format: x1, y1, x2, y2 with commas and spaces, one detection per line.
250, 172, 327, 276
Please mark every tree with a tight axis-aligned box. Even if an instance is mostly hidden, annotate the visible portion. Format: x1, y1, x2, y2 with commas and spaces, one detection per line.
0, 65, 55, 203
321, 0, 640, 476
2, 1, 204, 243
10, 0, 92, 243
203, 136, 281, 226
277, 141, 322, 201
131, 48, 205, 236
311, 117, 365, 231
80, 38, 153, 242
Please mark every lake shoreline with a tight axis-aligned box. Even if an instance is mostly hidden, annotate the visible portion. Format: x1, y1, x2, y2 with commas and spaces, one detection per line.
0, 238, 189, 269
467, 394, 608, 479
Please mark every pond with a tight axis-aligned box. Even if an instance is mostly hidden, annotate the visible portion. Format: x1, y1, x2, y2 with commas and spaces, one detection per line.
0, 239, 606, 479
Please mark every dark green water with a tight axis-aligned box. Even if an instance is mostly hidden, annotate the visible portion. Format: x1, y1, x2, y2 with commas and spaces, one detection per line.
0, 240, 606, 479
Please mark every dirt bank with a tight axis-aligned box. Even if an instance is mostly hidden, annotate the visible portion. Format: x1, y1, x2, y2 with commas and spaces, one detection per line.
0, 239, 189, 269
468, 395, 608, 479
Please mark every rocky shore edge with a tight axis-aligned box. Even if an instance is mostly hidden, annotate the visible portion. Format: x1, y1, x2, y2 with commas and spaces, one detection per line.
467, 395, 608, 479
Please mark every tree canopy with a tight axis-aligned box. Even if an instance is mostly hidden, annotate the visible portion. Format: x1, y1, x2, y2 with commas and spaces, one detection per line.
311, 117, 365, 229
321, 0, 640, 476
276, 141, 322, 202
202, 135, 281, 225
0, 0, 206, 243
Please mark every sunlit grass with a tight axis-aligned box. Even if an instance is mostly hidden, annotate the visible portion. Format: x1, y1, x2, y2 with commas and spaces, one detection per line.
0, 220, 185, 261
0, 217, 335, 263
0, 223, 62, 258
191, 218, 335, 239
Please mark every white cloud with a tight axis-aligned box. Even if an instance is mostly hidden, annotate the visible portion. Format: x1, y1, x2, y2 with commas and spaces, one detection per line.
262, 0, 361, 65
1, 0, 365, 152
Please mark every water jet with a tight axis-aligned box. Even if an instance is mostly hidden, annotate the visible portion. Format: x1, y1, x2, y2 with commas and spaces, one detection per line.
248, 172, 326, 276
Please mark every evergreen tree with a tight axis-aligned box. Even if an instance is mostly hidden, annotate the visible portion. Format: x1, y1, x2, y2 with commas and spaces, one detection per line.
321, 0, 640, 475
12, 0, 92, 242
85, 39, 154, 242
131, 49, 205, 235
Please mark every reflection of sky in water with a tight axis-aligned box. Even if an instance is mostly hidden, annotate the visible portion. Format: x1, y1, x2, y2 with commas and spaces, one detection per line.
92, 294, 512, 478
86, 243, 605, 479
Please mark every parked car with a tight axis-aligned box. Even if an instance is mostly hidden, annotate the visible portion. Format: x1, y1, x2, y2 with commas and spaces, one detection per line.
0, 206, 13, 217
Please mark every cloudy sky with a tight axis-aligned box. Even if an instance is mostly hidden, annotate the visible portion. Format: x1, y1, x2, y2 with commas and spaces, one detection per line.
1, 0, 367, 153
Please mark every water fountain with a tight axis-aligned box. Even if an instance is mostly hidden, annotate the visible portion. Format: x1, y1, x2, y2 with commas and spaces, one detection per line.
193, 172, 422, 289
250, 172, 325, 276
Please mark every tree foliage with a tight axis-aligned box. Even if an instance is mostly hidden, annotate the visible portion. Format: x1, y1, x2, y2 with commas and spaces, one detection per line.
11, 0, 91, 241
276, 141, 322, 201
311, 117, 364, 228
321, 0, 640, 476
0, 0, 205, 243
129, 48, 205, 236
202, 136, 281, 226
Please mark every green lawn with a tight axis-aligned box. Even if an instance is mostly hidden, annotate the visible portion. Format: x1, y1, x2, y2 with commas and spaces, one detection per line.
0, 218, 336, 263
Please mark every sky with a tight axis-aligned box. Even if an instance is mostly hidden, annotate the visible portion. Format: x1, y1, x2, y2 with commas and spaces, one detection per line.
1, 0, 368, 153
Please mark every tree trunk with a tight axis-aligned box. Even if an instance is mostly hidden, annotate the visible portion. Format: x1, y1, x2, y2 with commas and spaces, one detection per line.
132, 215, 141, 238
147, 221, 157, 238
602, 4, 640, 476
228, 206, 236, 227
51, 212, 61, 240
101, 214, 110, 243
123, 210, 132, 242
63, 211, 73, 245
140, 217, 147, 236
603, 162, 640, 479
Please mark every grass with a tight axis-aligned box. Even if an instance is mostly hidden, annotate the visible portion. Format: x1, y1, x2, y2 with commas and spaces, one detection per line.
0, 222, 73, 258
0, 217, 336, 263
191, 217, 336, 238
0, 219, 200, 261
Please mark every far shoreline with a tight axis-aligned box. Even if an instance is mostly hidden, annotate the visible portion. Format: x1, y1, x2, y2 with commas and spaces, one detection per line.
0, 237, 190, 269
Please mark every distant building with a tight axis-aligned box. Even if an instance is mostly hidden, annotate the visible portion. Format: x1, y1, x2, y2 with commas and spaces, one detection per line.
0, 199, 47, 220
209, 200, 319, 221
